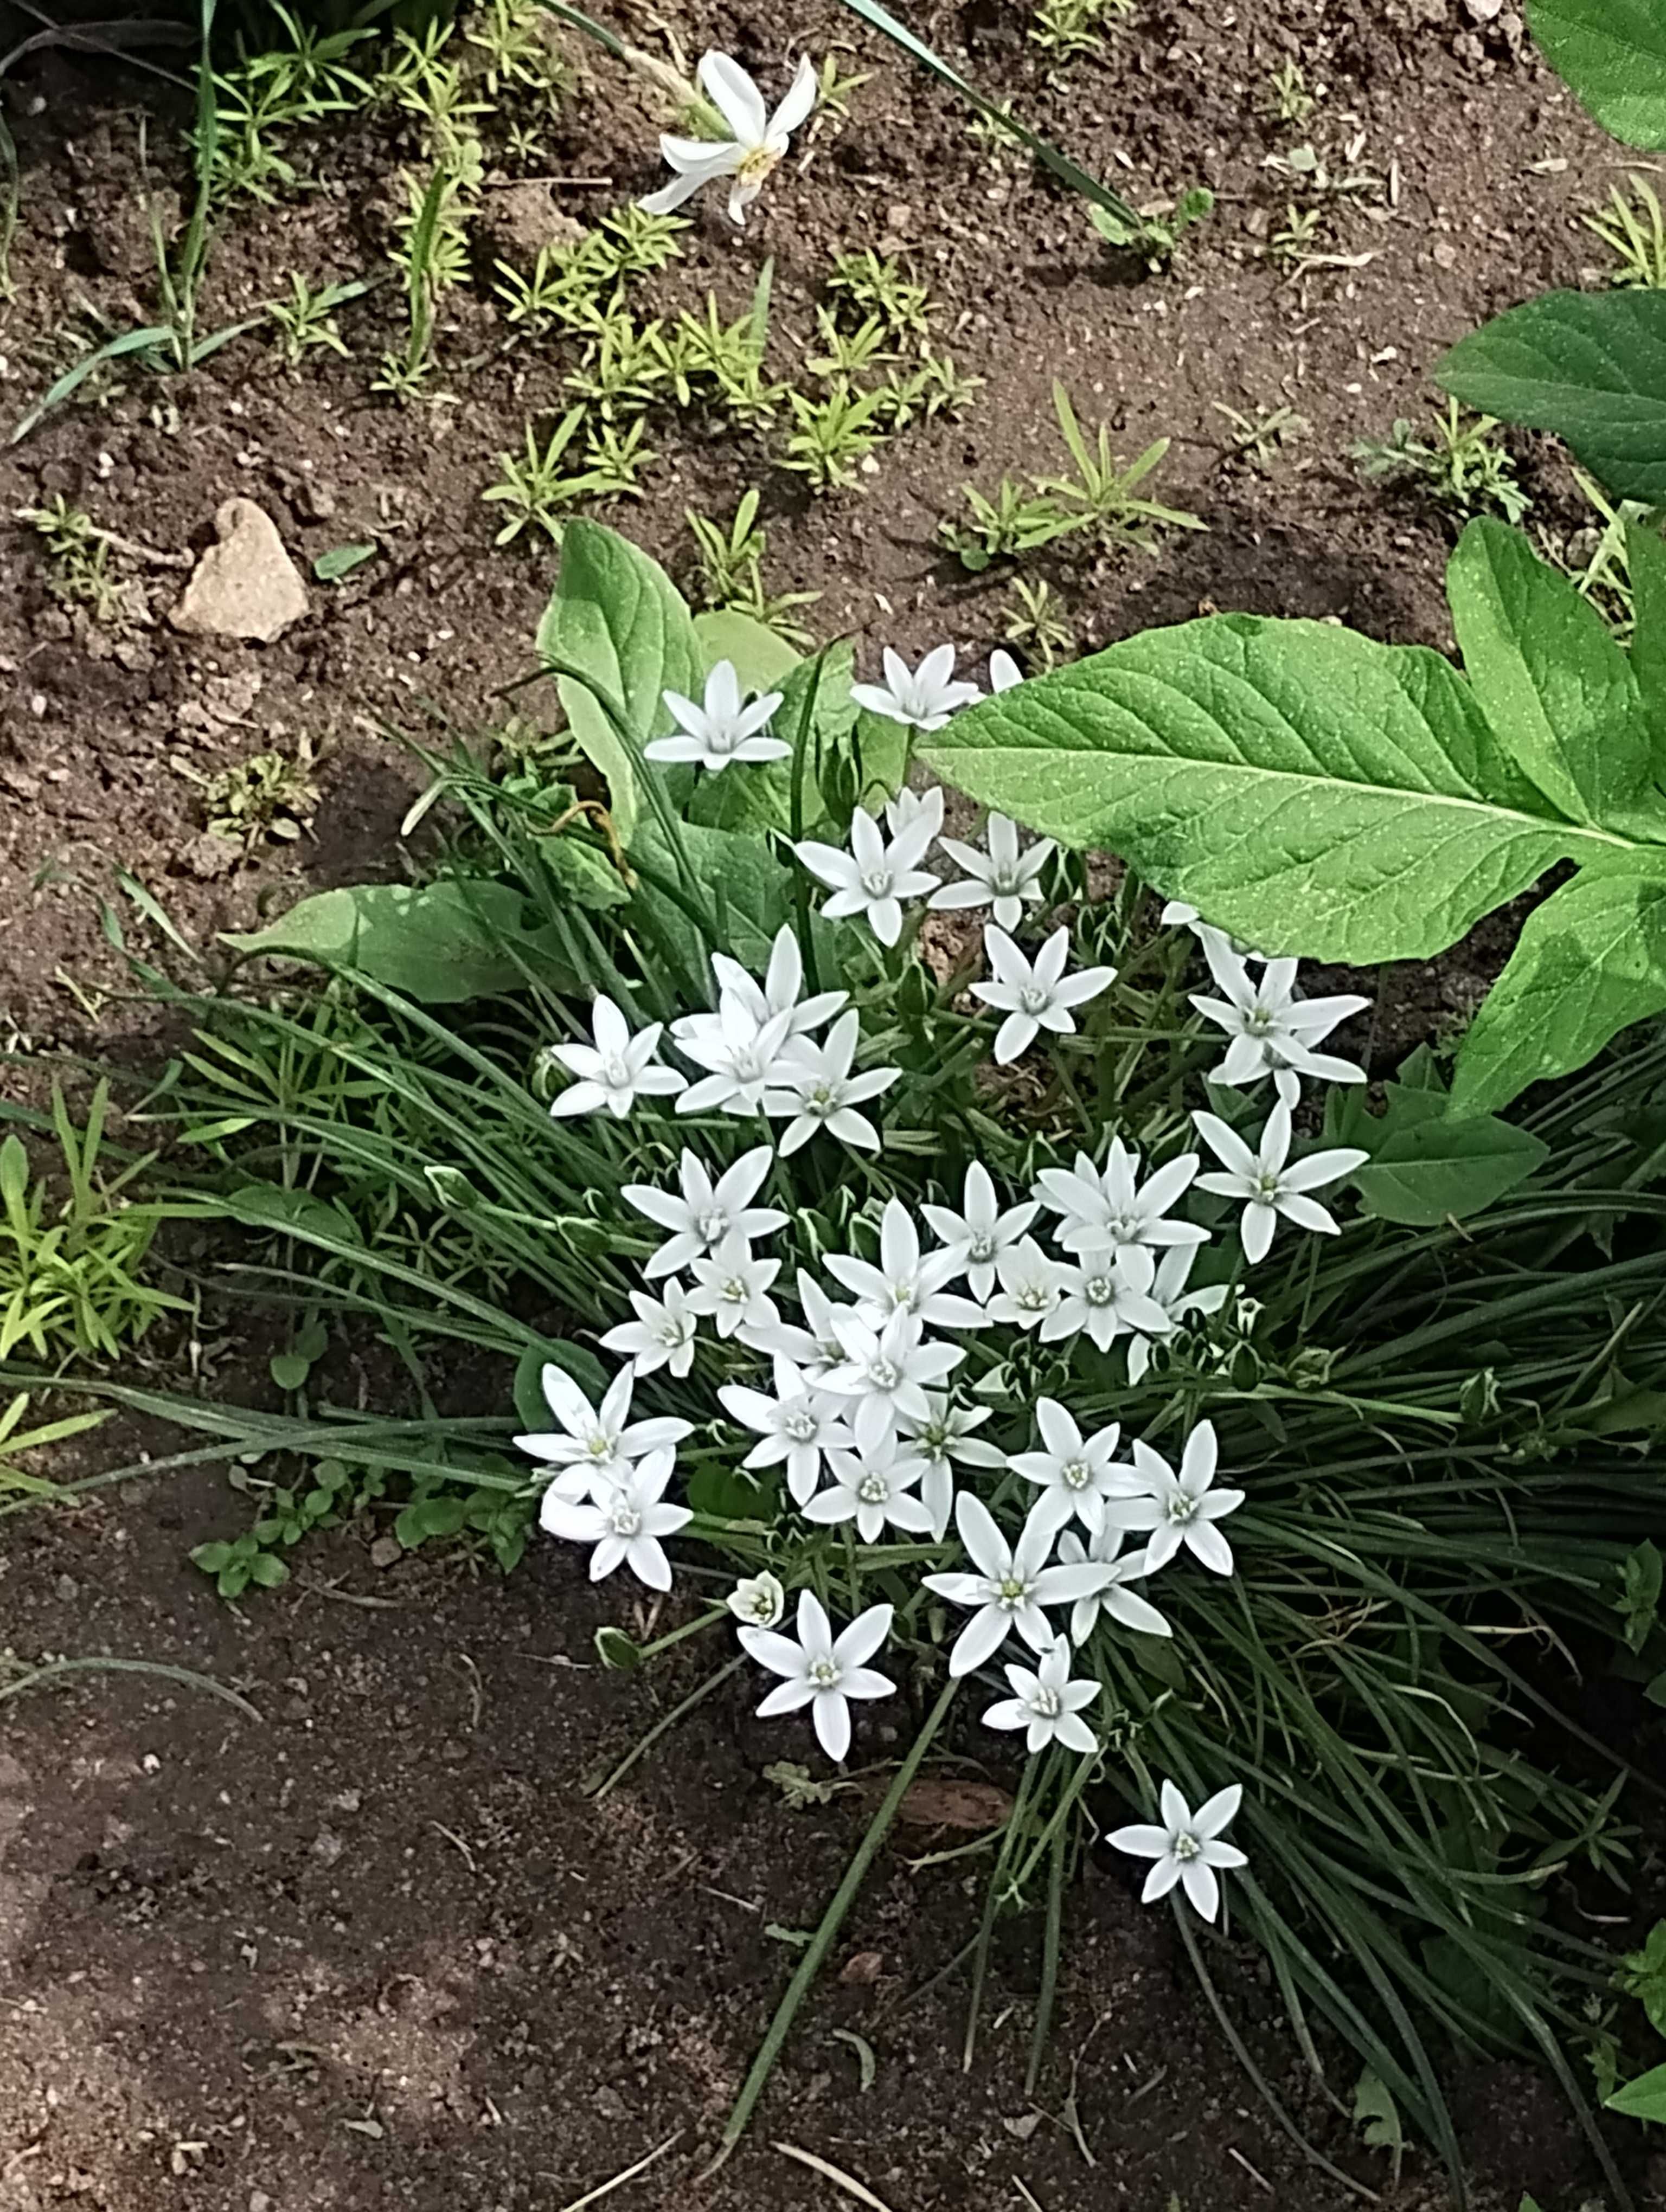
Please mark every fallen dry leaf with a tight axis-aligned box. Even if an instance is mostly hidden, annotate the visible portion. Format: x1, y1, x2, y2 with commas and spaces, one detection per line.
896, 1778, 1014, 1831
837, 1950, 883, 1985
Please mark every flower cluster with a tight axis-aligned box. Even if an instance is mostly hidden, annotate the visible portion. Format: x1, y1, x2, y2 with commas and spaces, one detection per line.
521, 641, 1376, 1923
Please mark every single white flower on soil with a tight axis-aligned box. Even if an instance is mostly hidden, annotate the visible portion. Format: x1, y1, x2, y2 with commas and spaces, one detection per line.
646, 660, 787, 772
763, 1010, 899, 1155
922, 1491, 1108, 1675
982, 1635, 1100, 1756
740, 1589, 895, 1761
1104, 1421, 1245, 1576
988, 648, 1023, 693
640, 50, 818, 228
929, 812, 1055, 934
921, 1161, 1040, 1304
804, 1443, 933, 1542
1190, 938, 1369, 1110
718, 1353, 854, 1506
973, 925, 1116, 1063
826, 1195, 988, 1332
673, 1000, 798, 1117
851, 644, 982, 731
515, 1362, 692, 1497
819, 1307, 964, 1450
622, 1146, 787, 1279
599, 1279, 700, 1378
539, 1448, 691, 1590
712, 923, 847, 1038
1007, 1399, 1137, 1531
1126, 1246, 1228, 1384
1193, 1102, 1368, 1265
727, 1570, 786, 1629
1033, 1138, 1206, 1257
1041, 1244, 1176, 1354
984, 1234, 1071, 1332
895, 1390, 1002, 1540
1108, 1778, 1247, 1922
794, 805, 940, 948
686, 1231, 781, 1339
547, 994, 686, 1119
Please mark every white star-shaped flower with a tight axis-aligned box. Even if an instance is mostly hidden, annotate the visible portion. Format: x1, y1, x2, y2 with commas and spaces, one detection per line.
763, 1011, 900, 1155
825, 1196, 988, 1333
540, 1449, 690, 1590
1103, 1421, 1244, 1576
640, 50, 818, 228
599, 1279, 700, 1378
547, 994, 685, 1119
794, 805, 940, 948
982, 1635, 1100, 1756
718, 1354, 854, 1506
1007, 1399, 1137, 1531
984, 1234, 1071, 1332
672, 1000, 798, 1116
515, 1362, 691, 1498
804, 1443, 933, 1542
895, 1391, 1002, 1540
728, 1570, 786, 1628
740, 1590, 895, 1761
1033, 1139, 1206, 1257
818, 1307, 963, 1451
1108, 1778, 1247, 1922
1190, 937, 1369, 1110
711, 923, 847, 1038
1041, 1245, 1175, 1354
851, 644, 982, 731
928, 812, 1054, 933
922, 1492, 1108, 1675
1059, 1523, 1172, 1644
645, 659, 787, 772
621, 1146, 787, 1278
921, 1161, 1040, 1304
972, 925, 1116, 1063
1193, 1102, 1368, 1265
685, 1232, 781, 1339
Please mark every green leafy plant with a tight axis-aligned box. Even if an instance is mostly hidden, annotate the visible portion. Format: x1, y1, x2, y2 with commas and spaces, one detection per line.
1003, 577, 1074, 666
943, 383, 1204, 571
1586, 174, 1666, 290
779, 381, 892, 492
927, 512, 1666, 1113
1353, 400, 1530, 525
1088, 187, 1214, 271
825, 249, 936, 343
1263, 59, 1315, 127
0, 1084, 185, 1362
1437, 0, 1666, 500
265, 271, 357, 364
685, 491, 821, 646
19, 497, 127, 622
1028, 0, 1133, 66
180, 737, 321, 848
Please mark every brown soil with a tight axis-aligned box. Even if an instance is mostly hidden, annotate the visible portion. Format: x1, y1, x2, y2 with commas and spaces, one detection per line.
0, 1, 1649, 2205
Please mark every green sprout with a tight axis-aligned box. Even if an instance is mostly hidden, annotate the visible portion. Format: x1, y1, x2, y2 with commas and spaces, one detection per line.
266, 272, 354, 364
685, 489, 822, 645
1088, 187, 1214, 271
1585, 176, 1666, 291
1003, 576, 1075, 667
1353, 400, 1529, 525
779, 381, 893, 492
482, 408, 595, 544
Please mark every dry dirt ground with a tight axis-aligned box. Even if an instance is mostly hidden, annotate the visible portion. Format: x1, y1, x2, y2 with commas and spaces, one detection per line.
0, 0, 1654, 2206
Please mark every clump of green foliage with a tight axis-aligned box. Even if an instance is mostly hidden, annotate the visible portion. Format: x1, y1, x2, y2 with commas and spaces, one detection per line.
1353, 400, 1529, 525
943, 382, 1205, 569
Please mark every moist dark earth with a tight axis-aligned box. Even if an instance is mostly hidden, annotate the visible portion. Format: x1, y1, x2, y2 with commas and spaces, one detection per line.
0, 0, 1659, 2205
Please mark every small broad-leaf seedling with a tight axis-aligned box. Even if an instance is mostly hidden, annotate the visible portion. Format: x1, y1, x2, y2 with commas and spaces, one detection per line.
1088, 187, 1214, 272
1353, 400, 1529, 526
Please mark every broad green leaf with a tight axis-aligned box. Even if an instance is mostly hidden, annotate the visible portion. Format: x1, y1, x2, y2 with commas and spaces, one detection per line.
688, 1458, 780, 1522
512, 1337, 610, 1433
535, 519, 702, 846
1627, 517, 1666, 770
223, 881, 537, 1003
1349, 1088, 1549, 1226
693, 608, 800, 692
922, 613, 1594, 964
1620, 1918, 1666, 2035
1353, 2069, 1404, 2179
222, 1182, 363, 1244
1446, 518, 1651, 828
633, 821, 796, 978
1438, 291, 1666, 504
1528, 0, 1666, 147
1605, 2061, 1666, 2122
1451, 854, 1666, 1111
853, 706, 912, 814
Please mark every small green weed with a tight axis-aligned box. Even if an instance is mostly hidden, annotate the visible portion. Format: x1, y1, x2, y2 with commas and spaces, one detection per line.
1585, 175, 1666, 290
685, 489, 822, 645
1213, 400, 1311, 470
810, 53, 873, 137
180, 738, 321, 848
483, 409, 594, 544
19, 497, 126, 622
1003, 576, 1074, 666
943, 383, 1205, 569
266, 272, 354, 364
0, 1083, 185, 1363
1088, 187, 1214, 270
1264, 59, 1316, 127
1354, 399, 1529, 525
825, 250, 935, 343
1028, 0, 1133, 67
780, 381, 892, 491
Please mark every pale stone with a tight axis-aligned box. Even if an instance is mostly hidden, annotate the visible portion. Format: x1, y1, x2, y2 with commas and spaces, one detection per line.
170, 498, 308, 644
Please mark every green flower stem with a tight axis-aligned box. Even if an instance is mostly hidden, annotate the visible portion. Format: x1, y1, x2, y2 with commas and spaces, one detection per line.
632, 1604, 728, 1663
1024, 1816, 1067, 2097
963, 1748, 1040, 2070
709, 1674, 960, 2168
